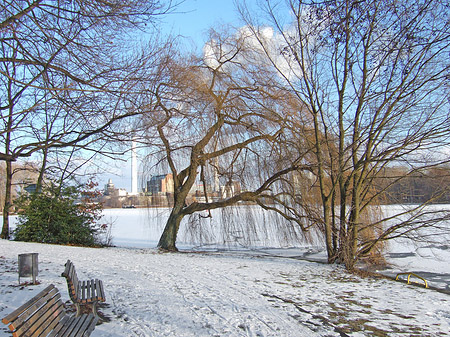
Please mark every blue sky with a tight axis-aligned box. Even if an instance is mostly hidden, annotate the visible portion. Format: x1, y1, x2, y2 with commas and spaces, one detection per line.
167, 0, 239, 35
161, 0, 257, 47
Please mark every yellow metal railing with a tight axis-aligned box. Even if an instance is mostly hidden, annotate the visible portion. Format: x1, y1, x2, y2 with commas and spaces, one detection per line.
395, 272, 428, 288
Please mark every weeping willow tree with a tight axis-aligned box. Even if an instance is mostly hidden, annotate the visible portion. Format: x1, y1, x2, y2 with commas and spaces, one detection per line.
140, 28, 314, 251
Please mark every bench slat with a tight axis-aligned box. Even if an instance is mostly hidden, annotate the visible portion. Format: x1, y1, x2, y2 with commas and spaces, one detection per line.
54, 314, 97, 337
10, 297, 62, 336
68, 315, 87, 337
57, 315, 78, 337
69, 314, 96, 337
26, 300, 64, 337
47, 315, 70, 337
73, 314, 98, 337
37, 307, 66, 337
7, 288, 60, 332
95, 279, 105, 301
87, 280, 92, 303
82, 281, 87, 302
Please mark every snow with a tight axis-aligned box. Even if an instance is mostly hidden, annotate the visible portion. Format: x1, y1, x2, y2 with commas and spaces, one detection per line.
100, 206, 450, 291
1, 239, 449, 336
1, 205, 450, 335
379, 205, 450, 291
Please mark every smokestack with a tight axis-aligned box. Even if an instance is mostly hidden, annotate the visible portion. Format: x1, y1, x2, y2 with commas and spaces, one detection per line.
131, 138, 138, 195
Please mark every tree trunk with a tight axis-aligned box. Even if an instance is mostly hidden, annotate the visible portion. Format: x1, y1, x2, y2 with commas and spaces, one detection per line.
323, 200, 336, 263
1, 160, 13, 239
157, 202, 185, 251
36, 147, 48, 192
346, 182, 361, 270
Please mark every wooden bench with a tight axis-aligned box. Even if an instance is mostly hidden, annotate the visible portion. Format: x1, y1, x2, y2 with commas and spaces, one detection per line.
1, 284, 98, 337
61, 260, 105, 317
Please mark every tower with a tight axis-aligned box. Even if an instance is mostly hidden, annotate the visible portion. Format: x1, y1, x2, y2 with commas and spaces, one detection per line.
131, 138, 138, 195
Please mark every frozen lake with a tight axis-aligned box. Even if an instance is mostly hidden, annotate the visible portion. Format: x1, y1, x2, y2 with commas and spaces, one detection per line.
102, 206, 318, 249
102, 208, 170, 248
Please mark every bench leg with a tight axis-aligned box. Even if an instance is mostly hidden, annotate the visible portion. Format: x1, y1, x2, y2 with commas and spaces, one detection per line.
75, 303, 81, 316
75, 302, 99, 318
92, 302, 98, 318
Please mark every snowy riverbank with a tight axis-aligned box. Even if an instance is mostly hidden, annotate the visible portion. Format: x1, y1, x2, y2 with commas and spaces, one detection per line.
1, 239, 449, 336
4, 205, 450, 291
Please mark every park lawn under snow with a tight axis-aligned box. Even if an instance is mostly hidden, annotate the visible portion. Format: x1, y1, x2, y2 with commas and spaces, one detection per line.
0, 239, 449, 336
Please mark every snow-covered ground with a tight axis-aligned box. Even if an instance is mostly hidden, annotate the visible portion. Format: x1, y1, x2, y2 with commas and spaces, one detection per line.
1, 239, 450, 336
101, 206, 450, 292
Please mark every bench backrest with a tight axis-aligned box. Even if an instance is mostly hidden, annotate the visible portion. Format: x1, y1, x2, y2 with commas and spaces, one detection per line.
61, 260, 80, 302
2, 285, 65, 336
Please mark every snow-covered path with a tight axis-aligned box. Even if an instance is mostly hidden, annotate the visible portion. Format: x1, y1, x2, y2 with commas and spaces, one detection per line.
1, 239, 449, 336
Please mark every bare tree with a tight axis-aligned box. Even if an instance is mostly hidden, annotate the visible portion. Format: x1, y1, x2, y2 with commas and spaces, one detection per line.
239, 0, 450, 269
140, 28, 306, 251
0, 0, 175, 238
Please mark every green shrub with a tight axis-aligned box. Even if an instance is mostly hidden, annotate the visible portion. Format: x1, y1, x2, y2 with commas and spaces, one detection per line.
14, 181, 104, 247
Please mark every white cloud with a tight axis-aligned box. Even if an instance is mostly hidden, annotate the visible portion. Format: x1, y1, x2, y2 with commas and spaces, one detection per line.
202, 24, 302, 82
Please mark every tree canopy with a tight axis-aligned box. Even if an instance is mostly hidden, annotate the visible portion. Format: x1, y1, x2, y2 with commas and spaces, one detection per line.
239, 0, 450, 269
0, 0, 175, 238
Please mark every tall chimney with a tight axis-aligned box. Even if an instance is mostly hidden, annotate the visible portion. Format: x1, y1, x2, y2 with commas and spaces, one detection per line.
131, 138, 138, 195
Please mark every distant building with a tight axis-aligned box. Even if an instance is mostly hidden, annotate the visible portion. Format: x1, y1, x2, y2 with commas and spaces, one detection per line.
104, 179, 115, 196
146, 174, 174, 195
104, 179, 128, 197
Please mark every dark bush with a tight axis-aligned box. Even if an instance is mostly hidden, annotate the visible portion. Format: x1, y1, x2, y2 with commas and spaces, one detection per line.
14, 182, 104, 246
